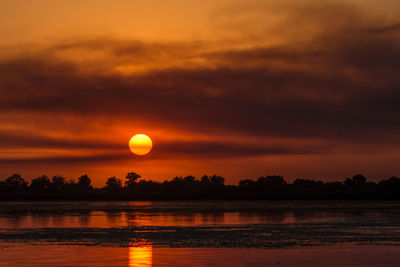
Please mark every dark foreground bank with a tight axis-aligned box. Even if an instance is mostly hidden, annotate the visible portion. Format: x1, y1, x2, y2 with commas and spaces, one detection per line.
1, 173, 400, 200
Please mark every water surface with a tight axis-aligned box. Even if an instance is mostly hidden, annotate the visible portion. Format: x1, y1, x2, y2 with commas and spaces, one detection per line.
1, 201, 400, 266
2, 243, 400, 267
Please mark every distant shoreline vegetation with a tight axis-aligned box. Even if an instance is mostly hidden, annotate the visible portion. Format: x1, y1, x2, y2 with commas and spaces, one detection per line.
1, 173, 400, 201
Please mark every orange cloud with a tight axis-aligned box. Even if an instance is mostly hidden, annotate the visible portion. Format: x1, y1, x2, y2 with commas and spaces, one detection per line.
2, 0, 400, 184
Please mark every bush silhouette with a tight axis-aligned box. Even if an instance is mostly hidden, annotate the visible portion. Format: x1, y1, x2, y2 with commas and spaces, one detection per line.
125, 172, 141, 191
51, 175, 67, 192
3, 174, 28, 192
30, 175, 51, 192
77, 174, 92, 191
105, 177, 123, 192
2, 172, 400, 200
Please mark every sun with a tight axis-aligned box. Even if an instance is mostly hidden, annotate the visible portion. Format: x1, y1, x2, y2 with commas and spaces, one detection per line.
129, 134, 153, 156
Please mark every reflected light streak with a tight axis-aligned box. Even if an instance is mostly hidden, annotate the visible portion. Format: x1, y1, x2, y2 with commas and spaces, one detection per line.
129, 243, 152, 267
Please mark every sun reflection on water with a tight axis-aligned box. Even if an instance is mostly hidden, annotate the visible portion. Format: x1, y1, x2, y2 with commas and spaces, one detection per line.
129, 241, 152, 267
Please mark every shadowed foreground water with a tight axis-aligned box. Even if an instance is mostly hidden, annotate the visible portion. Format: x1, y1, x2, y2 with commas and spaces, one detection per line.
1, 201, 400, 266
1, 243, 400, 267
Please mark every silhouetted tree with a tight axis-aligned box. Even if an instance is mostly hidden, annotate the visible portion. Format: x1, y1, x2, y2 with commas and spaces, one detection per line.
66, 179, 78, 191
166, 176, 185, 192
238, 179, 257, 192
378, 177, 400, 192
344, 174, 367, 191
125, 172, 141, 190
201, 175, 211, 183
3, 174, 28, 192
183, 175, 199, 191
200, 175, 225, 192
6, 170, 400, 200
183, 175, 196, 184
105, 177, 122, 192
291, 178, 324, 192
199, 175, 212, 192
30, 175, 51, 192
210, 175, 225, 186
345, 174, 367, 186
256, 175, 287, 192
136, 179, 161, 192
51, 175, 67, 192
77, 174, 92, 191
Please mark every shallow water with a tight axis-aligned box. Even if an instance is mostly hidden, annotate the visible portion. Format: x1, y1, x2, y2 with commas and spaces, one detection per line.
1, 243, 400, 267
1, 201, 400, 266
1, 201, 399, 229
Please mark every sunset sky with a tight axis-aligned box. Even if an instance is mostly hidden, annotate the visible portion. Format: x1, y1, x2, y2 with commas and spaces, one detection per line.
2, 0, 400, 185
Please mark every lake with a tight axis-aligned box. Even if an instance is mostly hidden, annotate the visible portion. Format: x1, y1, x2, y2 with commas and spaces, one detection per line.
1, 201, 400, 266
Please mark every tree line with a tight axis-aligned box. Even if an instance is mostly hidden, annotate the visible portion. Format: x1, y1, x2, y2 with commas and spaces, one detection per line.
1, 173, 400, 199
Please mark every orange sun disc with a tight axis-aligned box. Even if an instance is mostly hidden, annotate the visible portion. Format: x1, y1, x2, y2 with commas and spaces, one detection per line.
129, 134, 153, 155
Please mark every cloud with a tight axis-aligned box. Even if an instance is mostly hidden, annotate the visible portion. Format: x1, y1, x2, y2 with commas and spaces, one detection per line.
154, 140, 326, 158
0, 130, 124, 149
1, 0, 400, 165
0, 135, 326, 166
0, 154, 128, 165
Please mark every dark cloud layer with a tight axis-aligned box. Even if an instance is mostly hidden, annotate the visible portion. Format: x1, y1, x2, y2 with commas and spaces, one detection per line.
0, 137, 325, 165
0, 130, 123, 149
1, 0, 400, 165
